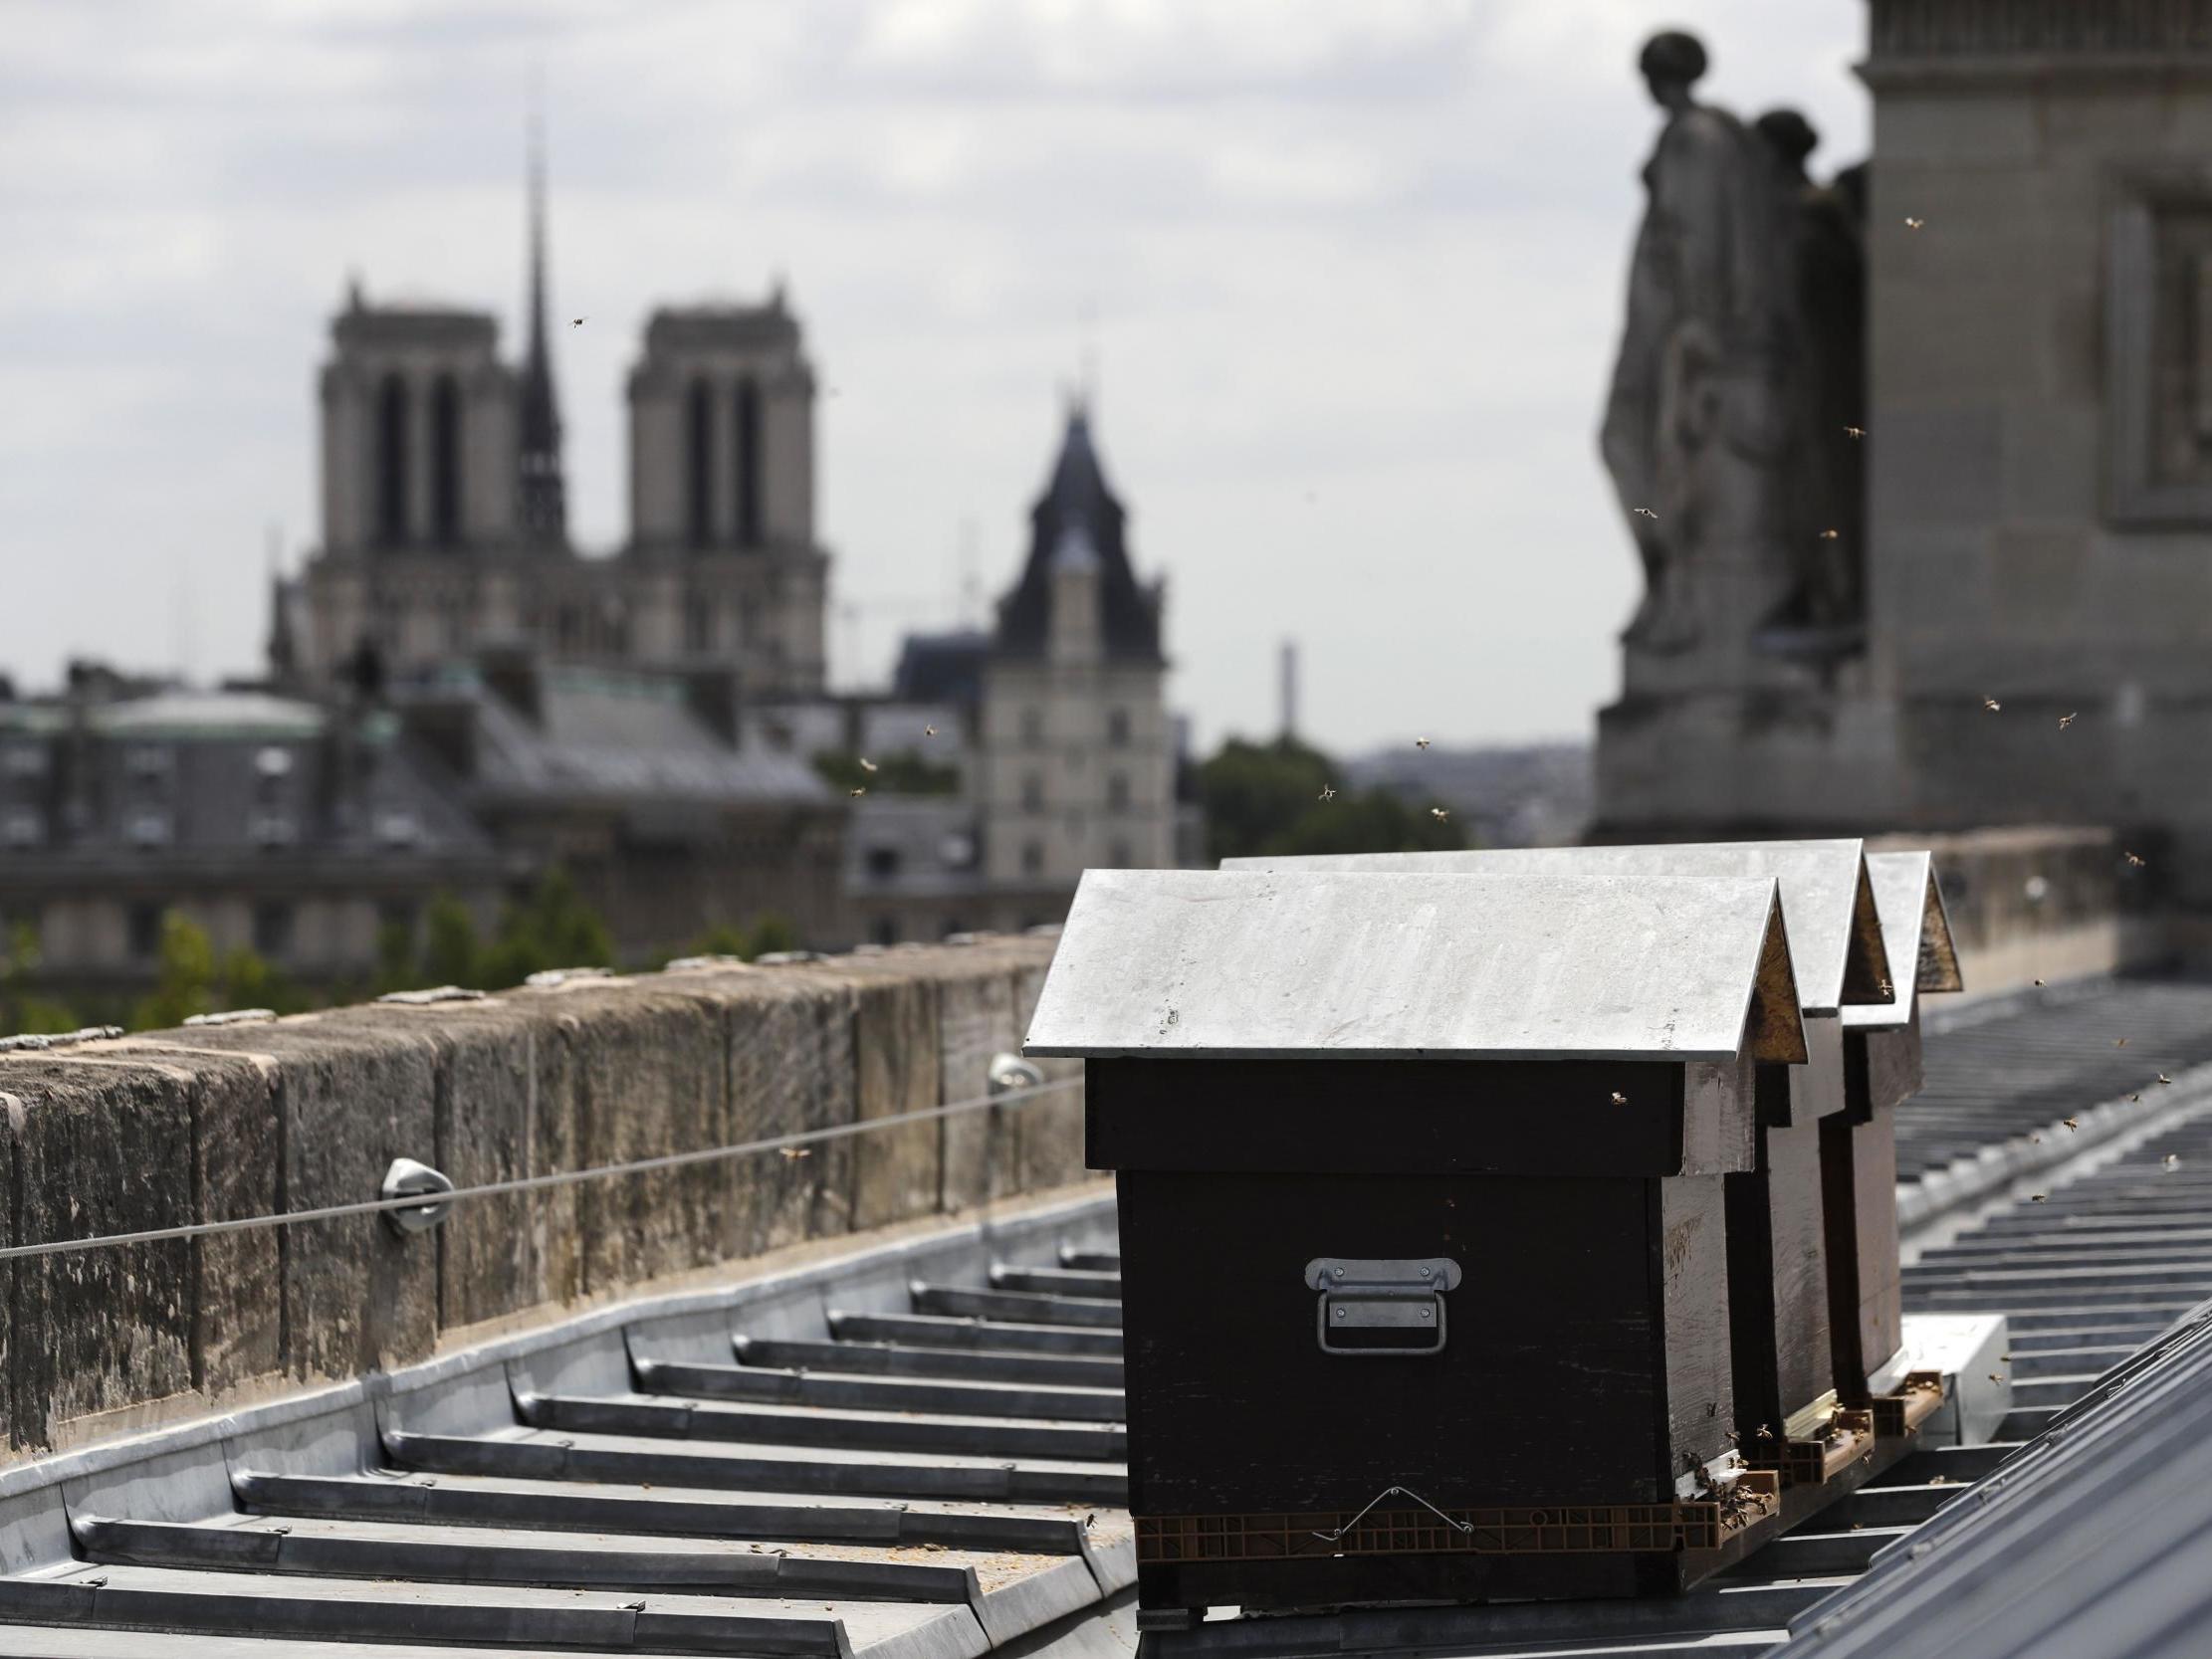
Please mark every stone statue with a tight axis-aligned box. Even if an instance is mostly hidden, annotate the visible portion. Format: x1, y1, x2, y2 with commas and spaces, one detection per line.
1601, 31, 1796, 661
1754, 109, 1869, 652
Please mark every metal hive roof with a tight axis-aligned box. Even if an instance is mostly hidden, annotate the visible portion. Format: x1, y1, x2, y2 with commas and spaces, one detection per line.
1841, 852, 1964, 1031
1219, 839, 1892, 1017
1025, 867, 1808, 1063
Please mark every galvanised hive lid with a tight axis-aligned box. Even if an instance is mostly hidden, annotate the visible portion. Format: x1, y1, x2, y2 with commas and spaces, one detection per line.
1220, 839, 1890, 1018
1842, 850, 1965, 1031
1024, 868, 1807, 1064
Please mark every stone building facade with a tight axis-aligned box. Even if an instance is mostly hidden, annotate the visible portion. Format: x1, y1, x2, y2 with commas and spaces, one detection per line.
0, 675, 502, 991
279, 156, 826, 701
1595, 4, 2212, 905
977, 408, 1176, 892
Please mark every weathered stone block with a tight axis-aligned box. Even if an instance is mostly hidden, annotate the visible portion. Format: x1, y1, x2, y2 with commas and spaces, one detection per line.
847, 968, 944, 1230
671, 966, 860, 1254
1006, 956, 1086, 1193
937, 966, 1019, 1210
176, 1049, 282, 1397
178, 1018, 439, 1382
545, 983, 730, 1293
315, 997, 582, 1333
0, 1056, 194, 1449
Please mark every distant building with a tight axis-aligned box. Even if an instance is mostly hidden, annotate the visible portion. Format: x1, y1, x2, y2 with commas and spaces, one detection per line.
258, 147, 1188, 958
817, 405, 1186, 944
977, 406, 1176, 890
0, 671, 501, 990
277, 143, 826, 701
391, 654, 842, 957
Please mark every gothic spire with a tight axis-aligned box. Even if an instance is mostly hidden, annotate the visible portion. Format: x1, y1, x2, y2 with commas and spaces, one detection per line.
517, 90, 567, 545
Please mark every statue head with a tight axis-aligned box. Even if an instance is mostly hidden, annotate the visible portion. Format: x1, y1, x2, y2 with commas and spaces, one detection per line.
1754, 108, 1819, 180
1638, 30, 1708, 113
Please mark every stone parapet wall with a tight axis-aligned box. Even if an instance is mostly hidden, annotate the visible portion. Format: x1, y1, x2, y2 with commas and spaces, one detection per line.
0, 933, 1078, 1464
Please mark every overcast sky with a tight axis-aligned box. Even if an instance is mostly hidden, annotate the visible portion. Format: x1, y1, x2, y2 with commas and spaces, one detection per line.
1, 0, 1867, 755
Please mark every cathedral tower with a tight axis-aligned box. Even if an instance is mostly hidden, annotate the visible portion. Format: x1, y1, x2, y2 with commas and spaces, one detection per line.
979, 403, 1173, 887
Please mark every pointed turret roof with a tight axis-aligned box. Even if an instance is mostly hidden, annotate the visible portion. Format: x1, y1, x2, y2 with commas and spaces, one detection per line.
992, 404, 1163, 662
516, 104, 567, 545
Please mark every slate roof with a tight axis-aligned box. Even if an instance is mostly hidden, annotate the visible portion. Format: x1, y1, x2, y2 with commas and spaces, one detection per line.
0, 690, 493, 865
1220, 840, 1892, 1016
891, 631, 991, 707
992, 410, 1163, 664
1024, 868, 1807, 1062
465, 670, 832, 808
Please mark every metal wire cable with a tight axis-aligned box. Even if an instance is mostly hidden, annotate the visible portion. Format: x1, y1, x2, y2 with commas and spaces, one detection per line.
0, 1074, 1084, 1265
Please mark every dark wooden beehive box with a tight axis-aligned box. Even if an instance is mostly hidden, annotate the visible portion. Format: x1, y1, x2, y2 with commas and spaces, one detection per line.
1828, 851, 1963, 1401
1027, 867, 1811, 1614
1227, 842, 1901, 1481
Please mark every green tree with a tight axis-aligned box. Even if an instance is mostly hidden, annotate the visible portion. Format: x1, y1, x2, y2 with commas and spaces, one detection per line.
133, 912, 220, 1031
419, 893, 482, 987
477, 867, 615, 989
1197, 734, 1463, 864
746, 913, 797, 956
1198, 736, 1336, 863
0, 922, 78, 1036
667, 912, 798, 965
217, 945, 309, 1016
1267, 787, 1462, 857
373, 917, 417, 993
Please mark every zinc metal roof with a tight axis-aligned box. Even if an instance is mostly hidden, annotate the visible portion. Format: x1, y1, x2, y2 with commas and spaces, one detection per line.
1024, 867, 1807, 1063
1219, 839, 1891, 1016
4, 984, 2211, 1658
0, 1190, 1134, 1659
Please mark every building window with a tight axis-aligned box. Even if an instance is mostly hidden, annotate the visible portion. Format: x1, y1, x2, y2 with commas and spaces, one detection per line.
940, 918, 966, 938
1021, 773, 1043, 812
872, 916, 899, 946
865, 845, 902, 879
686, 378, 714, 545
253, 900, 295, 960
735, 376, 763, 546
1109, 839, 1132, 866
1021, 839, 1043, 877
375, 371, 409, 544
1107, 772, 1130, 811
127, 902, 164, 960
429, 373, 462, 542
684, 596, 713, 653
1107, 708, 1130, 746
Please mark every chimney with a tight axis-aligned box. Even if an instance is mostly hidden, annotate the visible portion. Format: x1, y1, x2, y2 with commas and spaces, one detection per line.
478, 645, 543, 726
682, 669, 742, 747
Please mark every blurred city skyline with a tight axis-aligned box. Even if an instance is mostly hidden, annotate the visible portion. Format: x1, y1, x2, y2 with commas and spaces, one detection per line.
1, 0, 1867, 754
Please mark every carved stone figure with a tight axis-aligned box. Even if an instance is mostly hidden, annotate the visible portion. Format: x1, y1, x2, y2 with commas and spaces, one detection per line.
1755, 109, 1869, 652
1600, 31, 1795, 660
